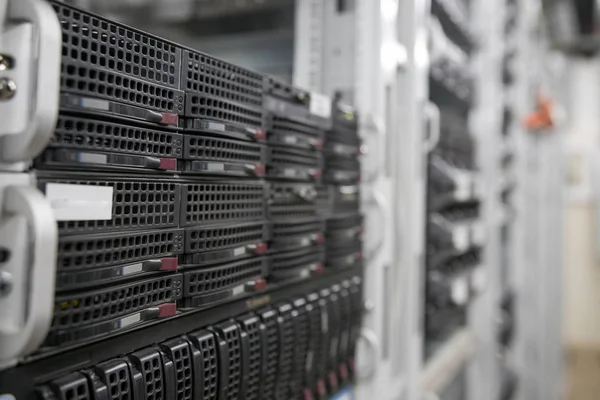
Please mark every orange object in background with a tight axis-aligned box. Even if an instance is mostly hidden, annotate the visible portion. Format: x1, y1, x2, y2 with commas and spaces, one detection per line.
524, 94, 554, 131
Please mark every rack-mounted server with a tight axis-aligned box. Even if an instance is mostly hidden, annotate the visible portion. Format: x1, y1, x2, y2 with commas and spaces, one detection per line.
0, 0, 364, 385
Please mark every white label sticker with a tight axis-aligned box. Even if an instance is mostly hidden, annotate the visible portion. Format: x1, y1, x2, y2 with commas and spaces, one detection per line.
284, 135, 298, 144
232, 284, 245, 296
233, 247, 247, 256
451, 277, 469, 305
310, 92, 332, 118
46, 183, 113, 221
121, 263, 144, 276
207, 121, 226, 132
207, 163, 226, 171
119, 312, 142, 328
300, 268, 311, 278
79, 152, 108, 164
81, 97, 110, 111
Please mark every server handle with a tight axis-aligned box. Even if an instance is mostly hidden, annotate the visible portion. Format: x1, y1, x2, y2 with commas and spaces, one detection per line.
0, 0, 61, 164
424, 101, 441, 153
0, 185, 57, 369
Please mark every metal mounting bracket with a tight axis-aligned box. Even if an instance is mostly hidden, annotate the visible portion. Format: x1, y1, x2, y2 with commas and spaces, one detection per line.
0, 0, 61, 167
0, 176, 57, 370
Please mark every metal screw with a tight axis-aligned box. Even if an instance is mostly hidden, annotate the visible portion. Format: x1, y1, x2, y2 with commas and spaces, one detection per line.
0, 271, 13, 297
0, 78, 17, 100
0, 55, 13, 71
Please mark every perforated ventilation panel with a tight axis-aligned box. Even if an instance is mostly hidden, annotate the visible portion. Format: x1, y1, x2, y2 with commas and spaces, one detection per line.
180, 182, 266, 226
40, 179, 180, 235
270, 116, 323, 149
50, 274, 182, 331
183, 50, 263, 127
128, 348, 166, 400
270, 245, 324, 275
268, 183, 318, 220
272, 218, 323, 241
315, 289, 331, 371
187, 330, 219, 400
290, 300, 309, 398
326, 213, 362, 233
213, 321, 243, 400
275, 303, 294, 400
324, 289, 341, 371
324, 156, 360, 174
327, 128, 360, 148
160, 339, 196, 400
183, 136, 265, 165
237, 314, 264, 400
348, 277, 363, 363
43, 114, 183, 158
40, 372, 92, 400
330, 186, 360, 215
268, 146, 320, 169
184, 221, 267, 255
326, 241, 362, 268
258, 308, 279, 400
57, 229, 184, 271
183, 257, 267, 297
305, 295, 324, 387
316, 185, 331, 215
52, 1, 184, 114
337, 288, 352, 364
52, 1, 181, 87
94, 359, 133, 400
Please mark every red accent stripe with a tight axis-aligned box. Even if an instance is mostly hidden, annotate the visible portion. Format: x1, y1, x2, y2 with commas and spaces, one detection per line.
348, 357, 355, 373
254, 279, 267, 291
253, 164, 266, 176
313, 263, 325, 275
159, 257, 178, 271
338, 363, 349, 381
253, 242, 268, 255
159, 158, 177, 170
316, 380, 326, 397
327, 371, 338, 391
303, 388, 314, 400
157, 303, 177, 318
160, 113, 179, 125
313, 233, 325, 245
253, 129, 267, 141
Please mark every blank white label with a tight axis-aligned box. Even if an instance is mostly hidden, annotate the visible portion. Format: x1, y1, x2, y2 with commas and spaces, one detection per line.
81, 97, 110, 111
119, 312, 142, 328
310, 92, 332, 118
46, 183, 113, 221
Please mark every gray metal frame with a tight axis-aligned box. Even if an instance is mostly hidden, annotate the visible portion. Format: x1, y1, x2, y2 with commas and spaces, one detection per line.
0, 0, 60, 369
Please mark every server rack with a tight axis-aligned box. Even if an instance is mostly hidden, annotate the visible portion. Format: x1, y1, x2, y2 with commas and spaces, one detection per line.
0, 0, 563, 399
0, 2, 364, 399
